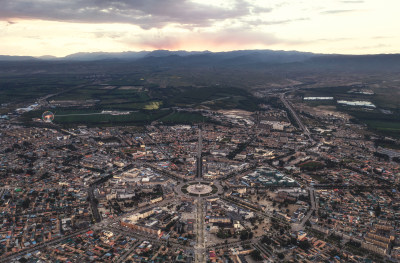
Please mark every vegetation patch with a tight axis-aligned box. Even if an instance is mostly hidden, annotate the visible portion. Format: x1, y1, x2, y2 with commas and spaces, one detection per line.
298, 161, 325, 171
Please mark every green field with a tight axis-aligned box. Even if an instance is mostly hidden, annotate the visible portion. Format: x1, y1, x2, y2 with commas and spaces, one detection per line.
23, 108, 209, 127
5, 72, 262, 128
0, 75, 87, 104
53, 110, 172, 127
150, 86, 261, 111
52, 86, 149, 103
364, 120, 400, 133
20, 84, 261, 127
47, 85, 260, 113
144, 101, 162, 110
342, 109, 400, 136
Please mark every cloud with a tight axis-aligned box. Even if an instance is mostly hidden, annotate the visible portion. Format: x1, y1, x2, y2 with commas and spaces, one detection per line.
370, 36, 393, 40
320, 9, 357, 14
246, 18, 309, 26
354, 43, 389, 50
0, 0, 270, 29
92, 31, 126, 39
316, 37, 353, 42
341, 1, 364, 3
121, 27, 302, 50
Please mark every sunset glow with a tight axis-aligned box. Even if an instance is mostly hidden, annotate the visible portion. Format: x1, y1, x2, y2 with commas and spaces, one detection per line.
1, 0, 399, 56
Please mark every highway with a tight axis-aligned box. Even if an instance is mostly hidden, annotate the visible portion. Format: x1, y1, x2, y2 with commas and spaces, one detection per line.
279, 93, 311, 139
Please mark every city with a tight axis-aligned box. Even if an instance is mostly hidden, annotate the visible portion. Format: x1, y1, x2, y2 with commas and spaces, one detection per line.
1, 86, 399, 262
1, 0, 400, 262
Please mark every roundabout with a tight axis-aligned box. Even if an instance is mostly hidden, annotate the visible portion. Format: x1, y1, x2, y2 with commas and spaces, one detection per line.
187, 183, 213, 195
178, 181, 221, 197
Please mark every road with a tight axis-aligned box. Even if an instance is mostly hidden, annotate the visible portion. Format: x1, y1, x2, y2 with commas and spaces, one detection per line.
195, 199, 206, 263
222, 163, 257, 180
145, 132, 173, 160
196, 126, 203, 179
115, 240, 140, 263
142, 162, 184, 182
279, 93, 311, 139
292, 187, 316, 232
88, 186, 102, 223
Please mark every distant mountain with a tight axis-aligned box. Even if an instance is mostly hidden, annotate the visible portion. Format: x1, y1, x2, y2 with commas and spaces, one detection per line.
144, 50, 211, 57
130, 49, 317, 68
63, 51, 150, 61
0, 55, 37, 61
0, 50, 400, 75
300, 54, 400, 72
60, 50, 211, 61
33, 49, 313, 63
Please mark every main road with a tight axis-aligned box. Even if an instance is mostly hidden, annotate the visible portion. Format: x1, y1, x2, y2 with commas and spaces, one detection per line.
279, 93, 311, 139
292, 187, 316, 232
195, 199, 206, 263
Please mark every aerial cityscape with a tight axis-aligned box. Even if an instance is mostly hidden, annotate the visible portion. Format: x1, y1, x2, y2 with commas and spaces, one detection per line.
1, 0, 400, 263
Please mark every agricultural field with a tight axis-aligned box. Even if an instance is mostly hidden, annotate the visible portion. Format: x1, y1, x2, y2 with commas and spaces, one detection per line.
295, 85, 400, 137
0, 74, 87, 104
2, 71, 260, 128
53, 110, 172, 127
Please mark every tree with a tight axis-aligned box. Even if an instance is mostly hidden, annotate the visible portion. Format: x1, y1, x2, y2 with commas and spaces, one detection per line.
277, 253, 284, 260
250, 250, 263, 261
240, 230, 250, 240
299, 240, 311, 251
261, 235, 272, 245
22, 198, 30, 209
240, 231, 248, 240
374, 204, 381, 217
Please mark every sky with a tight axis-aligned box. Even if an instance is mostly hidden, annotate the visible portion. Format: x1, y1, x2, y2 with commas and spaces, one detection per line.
1, 0, 399, 57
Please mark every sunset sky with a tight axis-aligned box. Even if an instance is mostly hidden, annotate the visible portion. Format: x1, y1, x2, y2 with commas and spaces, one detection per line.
1, 0, 399, 57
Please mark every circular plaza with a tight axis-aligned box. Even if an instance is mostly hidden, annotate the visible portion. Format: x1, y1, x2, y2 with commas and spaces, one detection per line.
179, 181, 220, 197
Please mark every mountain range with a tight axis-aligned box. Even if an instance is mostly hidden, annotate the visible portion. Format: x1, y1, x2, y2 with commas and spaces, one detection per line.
1, 49, 316, 62
1, 49, 400, 73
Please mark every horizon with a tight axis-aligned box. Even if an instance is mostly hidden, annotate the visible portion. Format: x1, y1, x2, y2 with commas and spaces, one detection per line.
2, 48, 400, 59
1, 0, 399, 57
